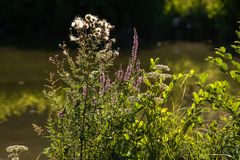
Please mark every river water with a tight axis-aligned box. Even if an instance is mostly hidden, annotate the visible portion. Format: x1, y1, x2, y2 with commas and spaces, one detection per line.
0, 41, 215, 159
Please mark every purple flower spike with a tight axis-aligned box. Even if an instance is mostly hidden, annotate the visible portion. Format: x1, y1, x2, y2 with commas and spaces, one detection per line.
124, 64, 133, 81
136, 60, 141, 73
100, 72, 106, 85
131, 28, 138, 63
135, 76, 143, 89
104, 77, 111, 91
83, 86, 88, 97
115, 69, 124, 81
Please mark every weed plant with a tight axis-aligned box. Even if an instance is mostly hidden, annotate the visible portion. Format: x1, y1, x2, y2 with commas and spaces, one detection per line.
6, 145, 28, 160
42, 14, 240, 159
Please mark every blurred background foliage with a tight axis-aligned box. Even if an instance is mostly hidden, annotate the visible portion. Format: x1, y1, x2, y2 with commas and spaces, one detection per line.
0, 91, 47, 121
0, 0, 239, 47
0, 1, 239, 158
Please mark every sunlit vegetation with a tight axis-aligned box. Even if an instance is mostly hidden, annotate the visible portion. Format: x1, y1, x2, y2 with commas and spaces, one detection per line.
0, 1, 239, 158
164, 0, 240, 40
34, 14, 239, 159
164, 0, 224, 18
0, 91, 47, 121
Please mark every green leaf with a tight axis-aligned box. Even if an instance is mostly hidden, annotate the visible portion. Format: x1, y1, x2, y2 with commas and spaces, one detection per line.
163, 91, 167, 99
215, 57, 228, 72
225, 53, 232, 60
123, 134, 130, 141
198, 73, 208, 84
143, 77, 151, 86
161, 108, 168, 113
219, 46, 226, 53
230, 70, 240, 82
138, 121, 144, 128
150, 58, 155, 66
231, 60, 240, 70
233, 102, 240, 113
197, 116, 204, 124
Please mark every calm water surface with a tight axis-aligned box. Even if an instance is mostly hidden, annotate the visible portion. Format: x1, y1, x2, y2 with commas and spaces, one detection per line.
0, 41, 215, 159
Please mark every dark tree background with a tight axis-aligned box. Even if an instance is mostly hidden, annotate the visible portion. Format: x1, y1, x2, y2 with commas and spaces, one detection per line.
0, 0, 239, 47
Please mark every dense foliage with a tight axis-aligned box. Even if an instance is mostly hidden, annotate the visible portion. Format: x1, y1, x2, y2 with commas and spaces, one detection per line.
164, 0, 240, 40
41, 15, 240, 159
0, 0, 239, 43
0, 92, 46, 121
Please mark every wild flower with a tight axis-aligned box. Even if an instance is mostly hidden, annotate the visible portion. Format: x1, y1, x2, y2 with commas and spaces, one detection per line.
115, 68, 124, 81
104, 77, 111, 91
124, 64, 133, 81
6, 145, 28, 160
44, 13, 178, 160
85, 14, 98, 23
134, 76, 143, 89
136, 60, 141, 72
44, 14, 240, 159
131, 28, 138, 63
147, 72, 172, 80
71, 17, 88, 29
153, 64, 170, 72
100, 72, 106, 85
70, 14, 115, 50
159, 73, 172, 79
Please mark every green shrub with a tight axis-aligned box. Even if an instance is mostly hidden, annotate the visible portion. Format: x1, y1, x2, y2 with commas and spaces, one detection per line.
43, 14, 240, 159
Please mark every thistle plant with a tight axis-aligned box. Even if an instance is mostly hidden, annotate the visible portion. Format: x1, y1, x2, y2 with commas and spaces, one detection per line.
6, 145, 28, 160
43, 13, 181, 159
44, 14, 119, 159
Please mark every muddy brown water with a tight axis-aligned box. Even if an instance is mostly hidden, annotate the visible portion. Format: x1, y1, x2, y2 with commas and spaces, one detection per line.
0, 112, 48, 159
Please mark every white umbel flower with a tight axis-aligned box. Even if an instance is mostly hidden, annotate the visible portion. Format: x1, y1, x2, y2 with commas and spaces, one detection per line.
153, 64, 170, 72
